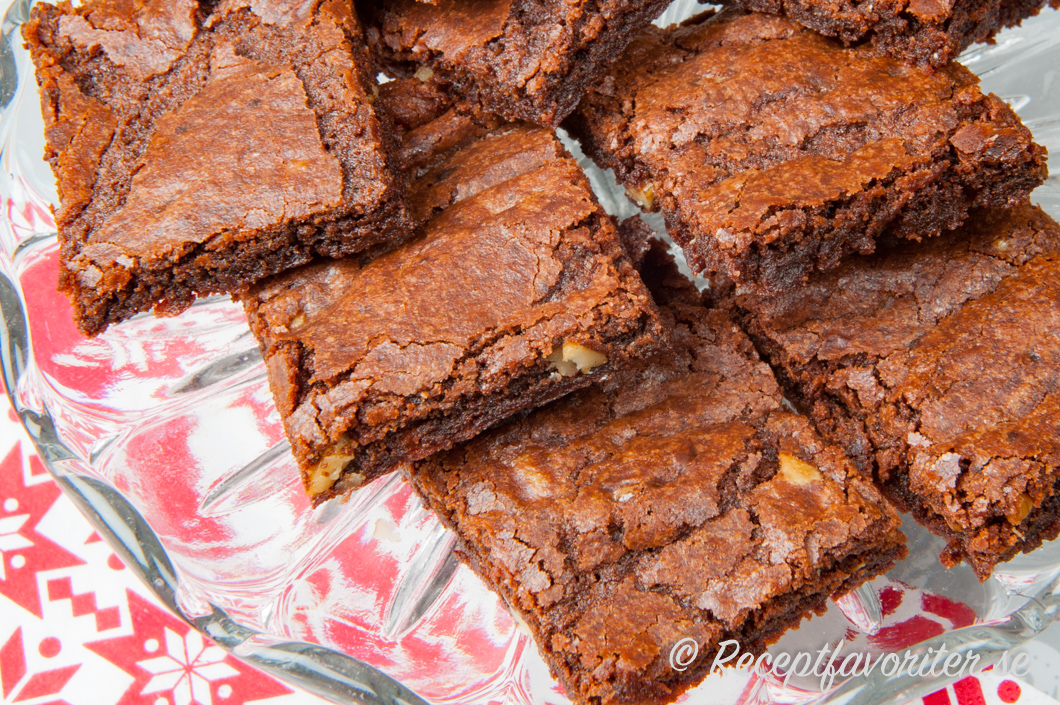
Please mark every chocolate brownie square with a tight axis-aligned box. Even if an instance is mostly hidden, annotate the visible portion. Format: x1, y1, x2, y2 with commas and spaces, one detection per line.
404, 241, 906, 705
720, 0, 1059, 67
356, 0, 672, 127
24, 0, 411, 335
567, 10, 1048, 293
243, 98, 669, 503
730, 205, 1060, 580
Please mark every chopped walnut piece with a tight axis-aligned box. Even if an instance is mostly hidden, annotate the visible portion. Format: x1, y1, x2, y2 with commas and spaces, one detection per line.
1013, 493, 1034, 524
778, 452, 822, 485
626, 183, 655, 210
548, 342, 608, 377
307, 452, 355, 495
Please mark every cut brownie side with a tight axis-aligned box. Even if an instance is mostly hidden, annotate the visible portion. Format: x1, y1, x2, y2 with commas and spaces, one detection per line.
243, 114, 669, 503
404, 242, 906, 705
375, 75, 508, 182
720, 0, 1059, 68
730, 205, 1060, 580
24, 0, 410, 336
566, 10, 1048, 293
356, 0, 672, 127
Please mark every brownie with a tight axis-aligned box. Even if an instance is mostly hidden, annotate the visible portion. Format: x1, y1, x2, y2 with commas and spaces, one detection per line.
24, 0, 411, 336
403, 241, 907, 705
355, 0, 672, 128
566, 10, 1048, 293
729, 205, 1060, 580
720, 0, 1060, 68
375, 75, 510, 182
243, 101, 669, 503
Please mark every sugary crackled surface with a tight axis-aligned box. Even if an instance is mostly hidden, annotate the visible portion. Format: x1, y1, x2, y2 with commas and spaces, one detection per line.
90, 45, 343, 254
245, 123, 666, 498
407, 246, 905, 705
359, 0, 671, 126
568, 9, 1046, 287
720, 0, 1059, 67
24, 0, 405, 333
733, 205, 1060, 579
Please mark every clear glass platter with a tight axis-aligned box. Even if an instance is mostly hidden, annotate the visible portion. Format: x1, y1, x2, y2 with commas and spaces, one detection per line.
1, 1, 1060, 703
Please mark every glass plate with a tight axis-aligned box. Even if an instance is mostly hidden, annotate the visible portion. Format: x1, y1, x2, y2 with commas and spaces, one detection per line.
2, 1, 1059, 703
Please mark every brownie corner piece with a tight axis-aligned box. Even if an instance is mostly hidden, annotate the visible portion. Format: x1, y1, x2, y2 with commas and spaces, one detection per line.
357, 0, 672, 127
404, 241, 906, 705
24, 0, 410, 336
567, 9, 1048, 293
719, 0, 1057, 67
730, 204, 1060, 580
244, 116, 669, 503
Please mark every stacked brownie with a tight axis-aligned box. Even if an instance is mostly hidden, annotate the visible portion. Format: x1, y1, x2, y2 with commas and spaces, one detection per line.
567, 9, 1047, 292
407, 239, 907, 704
24, 0, 1059, 702
25, 0, 412, 335
729, 206, 1060, 580
242, 81, 669, 501
563, 5, 1058, 589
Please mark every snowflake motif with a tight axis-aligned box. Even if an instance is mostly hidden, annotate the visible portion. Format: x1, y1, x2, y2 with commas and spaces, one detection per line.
137, 628, 239, 705
0, 511, 33, 581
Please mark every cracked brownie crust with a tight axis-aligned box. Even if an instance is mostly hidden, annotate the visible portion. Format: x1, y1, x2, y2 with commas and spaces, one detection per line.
720, 0, 1060, 68
356, 0, 672, 127
566, 10, 1048, 292
730, 205, 1060, 580
244, 113, 669, 503
24, 0, 410, 336
405, 243, 906, 705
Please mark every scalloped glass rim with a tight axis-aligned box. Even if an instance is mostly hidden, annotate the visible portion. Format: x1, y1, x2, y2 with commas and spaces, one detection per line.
1, 1, 1060, 704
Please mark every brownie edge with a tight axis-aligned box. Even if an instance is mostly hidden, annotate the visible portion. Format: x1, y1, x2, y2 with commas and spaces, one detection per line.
721, 0, 1060, 68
